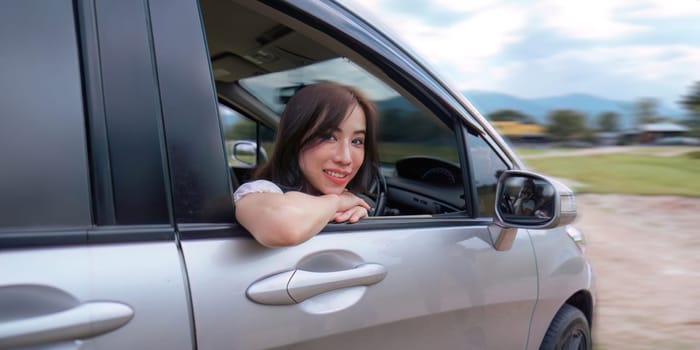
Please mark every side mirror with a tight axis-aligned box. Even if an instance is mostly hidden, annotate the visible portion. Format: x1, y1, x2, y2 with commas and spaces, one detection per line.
231, 141, 268, 168
489, 170, 577, 251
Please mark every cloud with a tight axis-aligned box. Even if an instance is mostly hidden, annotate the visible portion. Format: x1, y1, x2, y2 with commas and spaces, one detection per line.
535, 0, 649, 40
430, 0, 500, 13
541, 45, 700, 81
626, 0, 700, 18
405, 7, 527, 59
339, 0, 699, 105
498, 44, 700, 104
341, 0, 528, 82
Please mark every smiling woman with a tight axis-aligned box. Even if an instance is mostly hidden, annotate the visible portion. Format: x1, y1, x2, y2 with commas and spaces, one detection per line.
233, 82, 379, 247
298, 104, 367, 195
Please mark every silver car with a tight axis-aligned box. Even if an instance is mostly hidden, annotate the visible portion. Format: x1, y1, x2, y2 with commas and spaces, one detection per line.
0, 0, 594, 349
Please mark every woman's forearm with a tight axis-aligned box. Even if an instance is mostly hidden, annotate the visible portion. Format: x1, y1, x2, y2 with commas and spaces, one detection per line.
235, 192, 340, 247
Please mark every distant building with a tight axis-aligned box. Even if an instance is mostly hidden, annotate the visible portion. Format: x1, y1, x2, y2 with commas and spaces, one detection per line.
637, 123, 689, 143
618, 122, 690, 144
492, 121, 549, 144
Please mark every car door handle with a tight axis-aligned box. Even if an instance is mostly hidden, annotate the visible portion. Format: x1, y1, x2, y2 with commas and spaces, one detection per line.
247, 263, 387, 305
0, 301, 134, 349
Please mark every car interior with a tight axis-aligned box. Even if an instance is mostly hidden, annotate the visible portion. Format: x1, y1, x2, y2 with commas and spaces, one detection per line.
200, 0, 468, 217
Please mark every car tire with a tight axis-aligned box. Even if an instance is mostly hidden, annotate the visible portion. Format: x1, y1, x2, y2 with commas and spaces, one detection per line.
539, 304, 591, 350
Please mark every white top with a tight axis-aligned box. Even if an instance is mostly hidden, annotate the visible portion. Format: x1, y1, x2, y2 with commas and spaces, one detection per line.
233, 179, 283, 202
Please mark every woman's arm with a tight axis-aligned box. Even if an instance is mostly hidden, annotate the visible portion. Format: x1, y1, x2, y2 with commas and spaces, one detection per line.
235, 191, 369, 247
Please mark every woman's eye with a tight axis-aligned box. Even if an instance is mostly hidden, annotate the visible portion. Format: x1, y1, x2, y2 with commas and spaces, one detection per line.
321, 134, 337, 141
352, 138, 365, 146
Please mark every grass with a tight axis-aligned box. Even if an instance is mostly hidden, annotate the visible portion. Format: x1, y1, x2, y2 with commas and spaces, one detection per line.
513, 148, 557, 156
626, 146, 688, 155
523, 152, 700, 196
687, 150, 700, 159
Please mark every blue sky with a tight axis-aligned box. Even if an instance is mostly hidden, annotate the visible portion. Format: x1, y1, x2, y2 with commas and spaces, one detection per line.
340, 0, 700, 110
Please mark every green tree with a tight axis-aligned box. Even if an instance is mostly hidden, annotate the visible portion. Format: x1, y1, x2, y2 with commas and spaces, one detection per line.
487, 109, 536, 123
680, 81, 700, 116
224, 119, 256, 140
597, 111, 620, 132
679, 81, 700, 136
634, 98, 662, 125
546, 109, 588, 141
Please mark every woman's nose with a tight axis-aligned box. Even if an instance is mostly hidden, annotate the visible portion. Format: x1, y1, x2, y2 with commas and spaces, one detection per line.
334, 142, 352, 164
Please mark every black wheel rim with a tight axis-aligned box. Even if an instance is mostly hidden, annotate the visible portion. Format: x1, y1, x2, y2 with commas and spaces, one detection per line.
561, 324, 588, 350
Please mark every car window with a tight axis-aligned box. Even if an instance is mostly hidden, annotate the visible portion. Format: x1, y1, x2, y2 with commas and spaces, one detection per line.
219, 104, 275, 185
0, 0, 91, 228
202, 2, 465, 217
467, 133, 509, 217
239, 58, 459, 166
237, 58, 465, 214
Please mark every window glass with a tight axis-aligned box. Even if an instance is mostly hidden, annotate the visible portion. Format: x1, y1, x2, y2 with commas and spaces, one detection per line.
0, 0, 91, 228
376, 98, 458, 164
467, 133, 509, 217
219, 104, 275, 185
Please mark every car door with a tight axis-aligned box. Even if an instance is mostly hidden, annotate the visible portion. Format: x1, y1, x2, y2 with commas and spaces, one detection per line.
0, 1, 192, 349
150, 1, 539, 349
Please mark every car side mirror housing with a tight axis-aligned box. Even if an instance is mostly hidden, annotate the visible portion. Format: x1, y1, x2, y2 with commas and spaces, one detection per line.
488, 170, 577, 251
231, 141, 268, 168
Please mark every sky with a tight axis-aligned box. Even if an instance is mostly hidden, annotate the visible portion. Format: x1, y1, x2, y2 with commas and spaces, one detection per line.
339, 0, 700, 110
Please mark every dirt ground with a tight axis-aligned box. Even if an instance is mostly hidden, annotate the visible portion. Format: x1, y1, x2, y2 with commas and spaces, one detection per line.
575, 194, 700, 349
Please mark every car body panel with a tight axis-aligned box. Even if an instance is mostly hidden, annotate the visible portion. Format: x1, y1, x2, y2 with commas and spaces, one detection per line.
526, 227, 596, 350
0, 239, 192, 349
182, 225, 537, 349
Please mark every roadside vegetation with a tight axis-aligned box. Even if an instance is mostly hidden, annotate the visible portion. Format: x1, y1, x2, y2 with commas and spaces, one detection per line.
487, 80, 700, 148
522, 149, 700, 196
510, 148, 551, 156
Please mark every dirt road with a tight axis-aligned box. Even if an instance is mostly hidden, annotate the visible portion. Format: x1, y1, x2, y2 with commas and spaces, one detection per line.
575, 194, 700, 349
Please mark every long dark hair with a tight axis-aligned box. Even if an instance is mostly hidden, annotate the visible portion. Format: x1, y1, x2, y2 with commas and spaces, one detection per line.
254, 81, 378, 194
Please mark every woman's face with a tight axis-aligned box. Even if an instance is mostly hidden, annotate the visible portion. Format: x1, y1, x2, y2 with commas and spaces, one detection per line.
299, 105, 366, 195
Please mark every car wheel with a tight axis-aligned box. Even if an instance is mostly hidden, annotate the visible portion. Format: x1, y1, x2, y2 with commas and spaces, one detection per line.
539, 304, 591, 350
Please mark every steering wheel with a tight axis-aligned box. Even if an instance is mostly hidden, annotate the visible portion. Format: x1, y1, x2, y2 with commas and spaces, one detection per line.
367, 170, 387, 216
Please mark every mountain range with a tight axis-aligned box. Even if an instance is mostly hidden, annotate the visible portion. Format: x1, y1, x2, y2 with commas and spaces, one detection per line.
463, 90, 686, 128
375, 91, 686, 129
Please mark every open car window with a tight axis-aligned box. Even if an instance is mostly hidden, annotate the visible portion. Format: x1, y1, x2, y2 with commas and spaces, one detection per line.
228, 58, 465, 216
239, 58, 459, 163
205, 2, 464, 217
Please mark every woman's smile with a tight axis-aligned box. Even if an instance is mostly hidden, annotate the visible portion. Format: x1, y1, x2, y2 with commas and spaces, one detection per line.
323, 169, 351, 184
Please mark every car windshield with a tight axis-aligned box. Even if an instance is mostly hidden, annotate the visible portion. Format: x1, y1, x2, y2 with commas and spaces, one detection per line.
239, 57, 398, 114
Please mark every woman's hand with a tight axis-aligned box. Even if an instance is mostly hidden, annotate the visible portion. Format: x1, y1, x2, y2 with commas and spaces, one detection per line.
333, 205, 369, 223
332, 191, 370, 223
